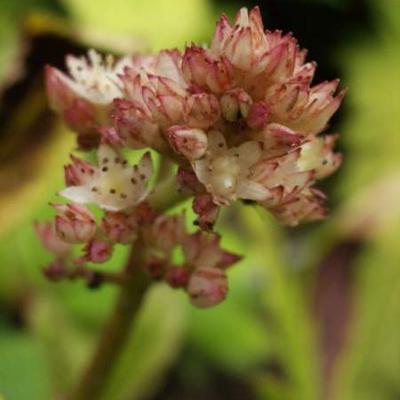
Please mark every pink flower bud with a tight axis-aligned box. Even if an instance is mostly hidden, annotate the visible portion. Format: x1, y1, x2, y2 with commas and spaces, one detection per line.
53, 203, 97, 243
166, 126, 208, 160
64, 155, 95, 187
182, 45, 232, 93
176, 167, 204, 194
42, 259, 69, 282
81, 239, 113, 264
132, 202, 159, 226
165, 267, 190, 288
213, 7, 268, 71
144, 214, 186, 256
187, 267, 228, 308
102, 211, 138, 244
184, 93, 220, 129
247, 101, 270, 130
112, 98, 163, 151
34, 221, 71, 257
220, 89, 252, 121
271, 188, 327, 226
193, 194, 220, 230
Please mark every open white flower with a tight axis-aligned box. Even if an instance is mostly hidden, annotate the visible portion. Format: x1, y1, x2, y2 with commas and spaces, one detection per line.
192, 131, 269, 205
60, 145, 153, 211
64, 49, 131, 105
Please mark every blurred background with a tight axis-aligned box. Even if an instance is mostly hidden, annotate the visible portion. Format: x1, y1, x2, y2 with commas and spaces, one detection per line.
0, 0, 400, 399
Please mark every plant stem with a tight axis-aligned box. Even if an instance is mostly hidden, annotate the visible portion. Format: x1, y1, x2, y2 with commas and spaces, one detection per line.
68, 241, 151, 400
68, 178, 188, 400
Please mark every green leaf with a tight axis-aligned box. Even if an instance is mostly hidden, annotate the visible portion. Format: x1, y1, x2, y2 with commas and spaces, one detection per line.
239, 207, 319, 400
0, 325, 50, 400
187, 293, 271, 373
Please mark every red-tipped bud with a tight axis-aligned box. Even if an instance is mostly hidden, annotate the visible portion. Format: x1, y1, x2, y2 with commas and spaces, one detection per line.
102, 211, 138, 244
193, 194, 220, 230
165, 267, 190, 288
220, 89, 253, 121
184, 93, 220, 129
42, 259, 69, 282
53, 203, 97, 243
187, 267, 228, 308
64, 155, 95, 186
80, 239, 113, 264
166, 126, 208, 160
182, 45, 232, 93
176, 167, 204, 194
247, 101, 270, 130
34, 221, 71, 257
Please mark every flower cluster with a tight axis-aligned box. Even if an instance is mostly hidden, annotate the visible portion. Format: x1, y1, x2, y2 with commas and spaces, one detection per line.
38, 7, 344, 307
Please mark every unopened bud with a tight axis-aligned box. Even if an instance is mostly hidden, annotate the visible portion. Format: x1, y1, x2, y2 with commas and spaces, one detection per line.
187, 267, 228, 308
54, 203, 97, 243
185, 93, 220, 129
42, 259, 69, 282
166, 126, 208, 160
193, 194, 219, 230
81, 239, 113, 264
102, 211, 138, 244
220, 89, 252, 121
165, 267, 190, 288
247, 101, 270, 130
34, 221, 71, 257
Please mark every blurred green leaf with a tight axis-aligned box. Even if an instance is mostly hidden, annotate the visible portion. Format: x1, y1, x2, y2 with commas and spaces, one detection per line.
61, 0, 214, 49
187, 296, 271, 373
28, 295, 92, 396
240, 207, 320, 400
326, 2, 400, 399
0, 324, 50, 400
331, 227, 400, 400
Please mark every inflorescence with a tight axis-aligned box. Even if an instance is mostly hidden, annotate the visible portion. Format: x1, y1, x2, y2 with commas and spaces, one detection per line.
37, 7, 345, 307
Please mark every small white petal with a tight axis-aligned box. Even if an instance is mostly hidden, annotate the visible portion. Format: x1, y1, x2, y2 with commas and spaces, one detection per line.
59, 186, 94, 204
236, 180, 271, 201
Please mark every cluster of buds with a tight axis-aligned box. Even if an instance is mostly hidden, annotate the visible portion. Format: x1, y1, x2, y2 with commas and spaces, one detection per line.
38, 7, 344, 307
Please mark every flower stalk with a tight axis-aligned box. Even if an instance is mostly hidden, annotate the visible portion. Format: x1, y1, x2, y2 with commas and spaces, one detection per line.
69, 239, 151, 400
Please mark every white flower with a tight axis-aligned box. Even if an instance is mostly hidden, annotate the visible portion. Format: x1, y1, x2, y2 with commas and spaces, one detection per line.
60, 145, 153, 211
59, 49, 130, 106
192, 131, 269, 205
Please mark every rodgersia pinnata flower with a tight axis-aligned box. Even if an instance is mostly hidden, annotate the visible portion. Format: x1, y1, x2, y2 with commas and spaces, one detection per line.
39, 6, 345, 307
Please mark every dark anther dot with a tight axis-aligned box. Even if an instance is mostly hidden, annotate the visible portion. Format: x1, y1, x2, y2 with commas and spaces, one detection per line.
90, 169, 95, 175
140, 174, 146, 181
110, 188, 116, 194
102, 167, 108, 172
131, 178, 137, 185
133, 165, 139, 172
218, 143, 224, 148
120, 193, 127, 199
114, 157, 120, 164
322, 159, 328, 165
103, 158, 109, 164
183, 138, 188, 144
80, 168, 85, 173
122, 160, 128, 166
234, 153, 239, 157
91, 187, 97, 192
